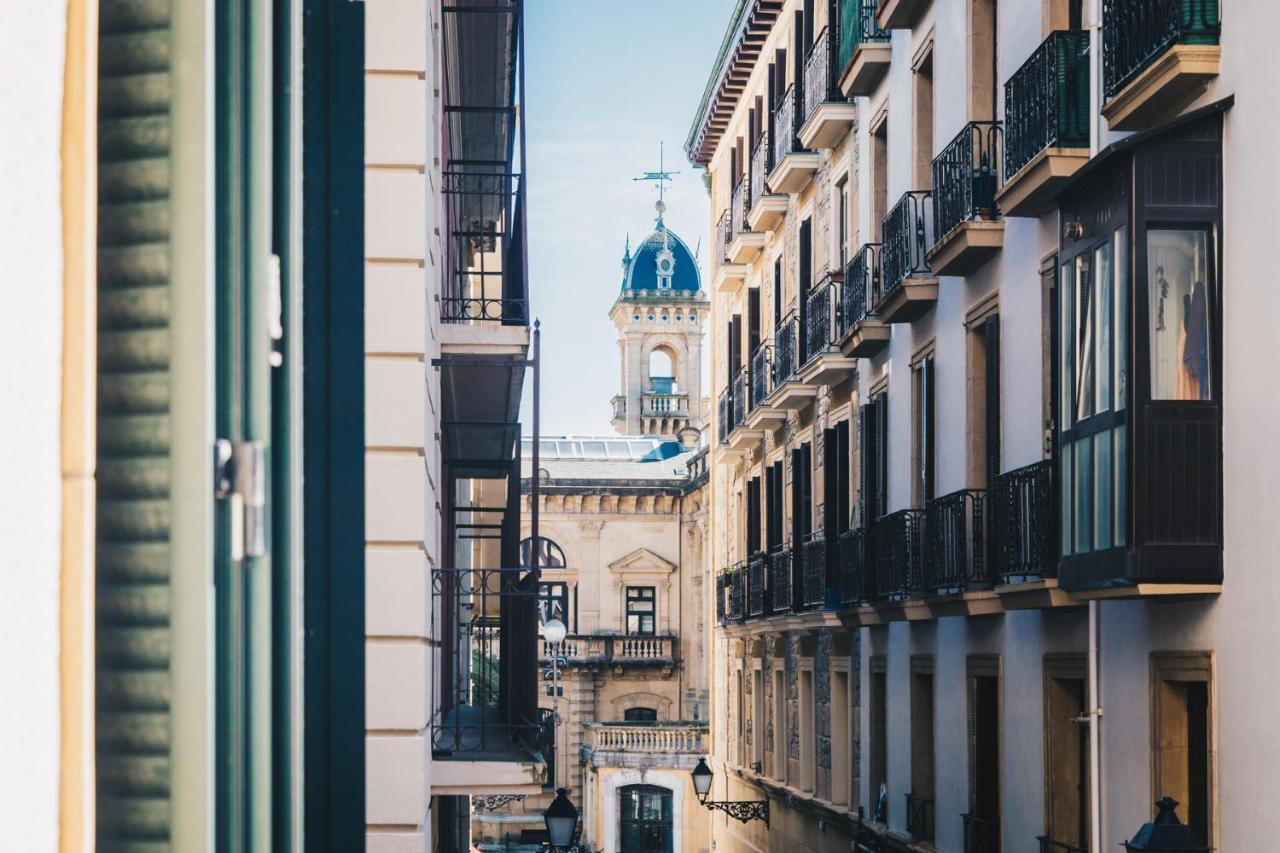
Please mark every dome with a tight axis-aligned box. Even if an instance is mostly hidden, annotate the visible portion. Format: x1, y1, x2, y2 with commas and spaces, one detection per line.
622, 224, 702, 293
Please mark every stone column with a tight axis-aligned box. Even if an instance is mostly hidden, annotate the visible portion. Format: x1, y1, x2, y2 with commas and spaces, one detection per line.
577, 519, 604, 634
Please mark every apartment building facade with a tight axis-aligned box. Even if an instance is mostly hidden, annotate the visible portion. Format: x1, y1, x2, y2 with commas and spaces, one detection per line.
691, 0, 1274, 851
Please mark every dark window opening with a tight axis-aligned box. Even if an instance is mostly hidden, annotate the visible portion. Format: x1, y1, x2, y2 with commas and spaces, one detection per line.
619, 785, 674, 853
626, 587, 656, 636
624, 707, 658, 722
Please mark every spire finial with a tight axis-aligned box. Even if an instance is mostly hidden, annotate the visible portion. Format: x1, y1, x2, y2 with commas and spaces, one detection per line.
634, 141, 680, 229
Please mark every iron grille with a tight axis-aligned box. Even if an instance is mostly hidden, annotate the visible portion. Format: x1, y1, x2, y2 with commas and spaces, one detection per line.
837, 0, 890, 74
841, 243, 880, 335
768, 546, 793, 613
873, 510, 922, 601
750, 341, 772, 409
838, 527, 871, 605
803, 25, 841, 125
922, 489, 990, 594
992, 460, 1054, 582
932, 121, 1003, 244
1103, 0, 1220, 97
750, 128, 772, 206
803, 273, 841, 367
773, 313, 800, 386
772, 83, 800, 167
880, 191, 934, 300
1004, 31, 1090, 178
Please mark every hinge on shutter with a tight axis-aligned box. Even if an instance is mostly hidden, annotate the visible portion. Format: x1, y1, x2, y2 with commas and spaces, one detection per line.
214, 439, 267, 561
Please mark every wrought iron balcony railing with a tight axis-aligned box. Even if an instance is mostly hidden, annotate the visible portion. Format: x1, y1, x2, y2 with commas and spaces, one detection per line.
873, 510, 923, 601
716, 209, 731, 265
768, 546, 793, 613
717, 387, 732, 445
992, 459, 1055, 582
1103, 0, 1220, 98
837, 0, 890, 75
750, 128, 772, 207
773, 312, 800, 386
731, 368, 748, 431
906, 793, 936, 842
442, 171, 529, 325
1004, 31, 1090, 178
923, 488, 990, 594
750, 341, 773, 409
725, 563, 746, 622
732, 176, 748, 238
962, 813, 1001, 853
838, 527, 871, 605
716, 572, 727, 622
803, 25, 841, 124
841, 243, 881, 334
932, 121, 1003, 243
1037, 837, 1087, 853
772, 83, 801, 166
797, 532, 829, 610
747, 553, 768, 617
803, 273, 842, 367
880, 190, 935, 298
430, 567, 542, 756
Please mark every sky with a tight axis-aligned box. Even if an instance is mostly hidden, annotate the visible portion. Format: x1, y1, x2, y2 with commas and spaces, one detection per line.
520, 0, 738, 437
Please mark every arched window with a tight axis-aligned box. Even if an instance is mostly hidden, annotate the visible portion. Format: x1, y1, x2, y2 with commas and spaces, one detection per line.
648, 348, 676, 395
618, 785, 673, 853
520, 536, 566, 569
624, 707, 657, 722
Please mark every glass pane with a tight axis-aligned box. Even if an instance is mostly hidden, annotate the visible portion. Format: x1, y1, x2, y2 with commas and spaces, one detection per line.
1114, 424, 1127, 547
1094, 431, 1113, 551
1095, 241, 1113, 413
1060, 261, 1075, 429
1061, 442, 1074, 557
1074, 438, 1093, 555
1115, 232, 1128, 410
1148, 230, 1211, 400
1075, 253, 1095, 422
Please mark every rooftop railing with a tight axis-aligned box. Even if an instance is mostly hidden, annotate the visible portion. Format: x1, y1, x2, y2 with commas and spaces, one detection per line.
880, 190, 935, 298
932, 121, 1003, 243
1102, 0, 1220, 98
1004, 31, 1090, 178
441, 172, 528, 325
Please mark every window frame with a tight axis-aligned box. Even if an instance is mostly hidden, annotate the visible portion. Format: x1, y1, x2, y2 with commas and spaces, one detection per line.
625, 586, 657, 636
1150, 652, 1215, 848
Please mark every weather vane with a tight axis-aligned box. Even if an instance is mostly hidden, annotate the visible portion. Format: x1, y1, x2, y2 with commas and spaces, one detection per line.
634, 141, 680, 226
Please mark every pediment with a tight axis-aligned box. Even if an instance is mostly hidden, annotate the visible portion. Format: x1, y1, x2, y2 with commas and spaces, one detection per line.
608, 547, 676, 575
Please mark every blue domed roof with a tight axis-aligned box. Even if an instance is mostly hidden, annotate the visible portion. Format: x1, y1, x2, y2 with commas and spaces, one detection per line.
622, 224, 701, 293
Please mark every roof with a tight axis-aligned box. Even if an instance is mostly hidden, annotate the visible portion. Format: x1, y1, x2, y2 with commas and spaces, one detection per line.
620, 224, 701, 294
521, 436, 698, 484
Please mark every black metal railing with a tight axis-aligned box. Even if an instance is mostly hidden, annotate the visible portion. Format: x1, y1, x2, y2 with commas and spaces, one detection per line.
716, 209, 731, 265
732, 368, 748, 431
797, 533, 829, 610
838, 0, 890, 75
750, 342, 772, 409
841, 244, 880, 334
880, 191, 934, 299
726, 563, 746, 622
992, 459, 1054, 582
803, 25, 841, 124
747, 553, 768, 617
773, 83, 800, 166
442, 171, 528, 325
750, 128, 772, 207
1004, 31, 1090, 179
716, 572, 727, 622
717, 388, 732, 445
932, 121, 1003, 243
732, 176, 748, 238
873, 510, 922, 601
906, 794, 935, 842
1037, 837, 1086, 853
838, 527, 871, 605
962, 813, 1001, 853
1103, 0, 1220, 98
922, 489, 990, 594
430, 567, 541, 755
768, 546, 793, 613
803, 273, 841, 366
773, 313, 800, 386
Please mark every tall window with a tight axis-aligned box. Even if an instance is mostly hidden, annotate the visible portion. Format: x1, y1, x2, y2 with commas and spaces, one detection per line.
1044, 656, 1089, 851
747, 477, 762, 555
910, 657, 936, 841
624, 706, 658, 722
772, 666, 787, 782
1147, 230, 1212, 401
967, 314, 1001, 488
967, 657, 1001, 849
869, 657, 888, 821
539, 581, 570, 628
626, 587, 656, 635
618, 785, 673, 853
836, 176, 849, 266
871, 114, 889, 241
800, 665, 816, 792
1151, 653, 1213, 846
913, 355, 936, 506
860, 393, 889, 526
913, 48, 934, 189
831, 663, 852, 806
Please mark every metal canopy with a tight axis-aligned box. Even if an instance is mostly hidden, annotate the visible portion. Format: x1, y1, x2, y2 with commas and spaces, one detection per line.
437, 353, 527, 476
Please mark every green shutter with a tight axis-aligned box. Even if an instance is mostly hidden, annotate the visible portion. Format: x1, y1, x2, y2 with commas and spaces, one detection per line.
97, 1, 175, 849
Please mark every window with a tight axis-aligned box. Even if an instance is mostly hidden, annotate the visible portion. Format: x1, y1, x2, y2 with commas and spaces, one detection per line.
746, 477, 762, 555
871, 112, 889, 241
520, 536, 566, 568
831, 662, 852, 806
910, 657, 936, 841
624, 706, 658, 722
860, 392, 889, 525
1147, 229, 1212, 400
772, 666, 787, 782
791, 444, 813, 545
836, 176, 849, 266
648, 347, 675, 394
766, 460, 785, 550
970, 0, 998, 121
752, 665, 765, 769
967, 314, 1001, 488
967, 656, 1001, 850
1044, 656, 1089, 851
913, 355, 936, 505
869, 657, 888, 821
1151, 653, 1213, 847
626, 587, 656, 636
913, 48, 934, 188
618, 785, 673, 853
800, 664, 816, 792
539, 581, 570, 628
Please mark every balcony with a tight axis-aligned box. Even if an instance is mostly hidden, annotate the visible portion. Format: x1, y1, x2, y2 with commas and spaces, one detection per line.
641, 392, 690, 418
928, 121, 1004, 276
580, 721, 709, 771
998, 31, 1091, 217
873, 510, 922, 603
877, 191, 938, 323
768, 546, 793, 614
992, 460, 1075, 609
800, 25, 857, 149
837, 0, 892, 97
726, 368, 764, 452
745, 340, 786, 430
713, 210, 748, 295
728, 177, 766, 263
799, 272, 858, 386
747, 553, 768, 617
722, 563, 746, 624
768, 84, 820, 194
540, 634, 678, 670
796, 533, 832, 611
921, 489, 1004, 618
1101, 0, 1221, 131
747, 129, 788, 231
769, 312, 817, 410
838, 528, 872, 606
875, 0, 930, 30
962, 813, 1000, 853
430, 567, 547, 791
716, 387, 732, 446
838, 245, 891, 357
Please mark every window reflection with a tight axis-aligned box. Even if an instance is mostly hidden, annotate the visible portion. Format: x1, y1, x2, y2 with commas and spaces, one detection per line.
1148, 230, 1211, 401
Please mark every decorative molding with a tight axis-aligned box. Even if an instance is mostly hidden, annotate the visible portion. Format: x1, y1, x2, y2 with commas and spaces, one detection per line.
609, 547, 677, 575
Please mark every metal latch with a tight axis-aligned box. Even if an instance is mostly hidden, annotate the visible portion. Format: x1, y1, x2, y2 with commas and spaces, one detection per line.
215, 439, 267, 561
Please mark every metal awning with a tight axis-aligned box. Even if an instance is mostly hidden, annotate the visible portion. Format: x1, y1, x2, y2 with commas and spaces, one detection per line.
437, 353, 527, 476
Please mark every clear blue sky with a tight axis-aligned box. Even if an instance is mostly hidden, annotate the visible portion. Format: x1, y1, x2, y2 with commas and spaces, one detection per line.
521, 0, 737, 437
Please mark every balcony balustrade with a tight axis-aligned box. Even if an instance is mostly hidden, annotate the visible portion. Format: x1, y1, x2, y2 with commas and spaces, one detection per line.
929, 121, 1004, 276
838, 527, 871, 605
747, 553, 768, 617
839, 244, 891, 357
731, 177, 747, 238
726, 562, 746, 622
728, 175, 767, 264
906, 793, 935, 843
922, 489, 991, 594
803, 26, 838, 122
716, 572, 727, 622
441, 172, 529, 326
770, 84, 820, 192
992, 460, 1055, 582
802, 274, 841, 368
750, 342, 773, 410
717, 388, 732, 445
714, 208, 748, 294
772, 83, 799, 167
747, 128, 789, 231
878, 190, 937, 322
731, 368, 748, 431
1037, 837, 1087, 853
539, 635, 677, 666
582, 721, 708, 756
430, 567, 542, 757
797, 533, 830, 610
962, 813, 1001, 853
768, 546, 793, 613
641, 392, 689, 417
716, 210, 731, 265
750, 128, 771, 208
873, 510, 923, 601
837, 0, 892, 96
773, 313, 800, 387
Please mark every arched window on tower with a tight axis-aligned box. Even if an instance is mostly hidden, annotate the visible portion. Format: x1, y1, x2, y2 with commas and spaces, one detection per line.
519, 536, 566, 569
648, 347, 676, 395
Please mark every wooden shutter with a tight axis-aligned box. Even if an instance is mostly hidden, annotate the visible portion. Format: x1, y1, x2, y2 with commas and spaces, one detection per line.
985, 316, 1001, 486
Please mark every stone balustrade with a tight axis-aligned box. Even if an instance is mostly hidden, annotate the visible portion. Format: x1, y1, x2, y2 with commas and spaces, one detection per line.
582, 722, 707, 755
540, 634, 676, 666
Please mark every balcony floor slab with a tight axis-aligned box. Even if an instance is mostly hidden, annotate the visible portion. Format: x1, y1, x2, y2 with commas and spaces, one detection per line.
798, 350, 858, 386
768, 152, 821, 195
1102, 44, 1221, 132
769, 380, 819, 411
997, 146, 1090, 217
798, 102, 858, 149
876, 0, 929, 29
727, 427, 766, 453
747, 194, 789, 232
839, 319, 891, 357
744, 404, 788, 431
838, 44, 891, 97
927, 219, 1004, 277
728, 230, 767, 264
995, 577, 1080, 611
875, 277, 938, 323
713, 263, 748, 295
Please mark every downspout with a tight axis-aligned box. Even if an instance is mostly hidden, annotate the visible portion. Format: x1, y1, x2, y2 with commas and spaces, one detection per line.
1087, 4, 1104, 853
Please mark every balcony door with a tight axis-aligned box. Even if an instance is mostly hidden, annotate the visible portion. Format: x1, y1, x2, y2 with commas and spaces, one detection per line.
619, 785, 674, 853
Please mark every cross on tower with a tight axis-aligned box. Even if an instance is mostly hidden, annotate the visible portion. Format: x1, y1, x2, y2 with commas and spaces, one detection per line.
633, 141, 680, 225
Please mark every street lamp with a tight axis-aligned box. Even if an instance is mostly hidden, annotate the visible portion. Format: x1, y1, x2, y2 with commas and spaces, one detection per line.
542, 617, 567, 645
690, 757, 769, 826
544, 787, 579, 851
1122, 797, 1211, 852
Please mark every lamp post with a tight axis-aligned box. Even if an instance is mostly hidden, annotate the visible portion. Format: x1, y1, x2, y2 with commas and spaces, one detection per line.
690, 757, 769, 826
1122, 797, 1211, 853
544, 787, 579, 852
541, 617, 566, 790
